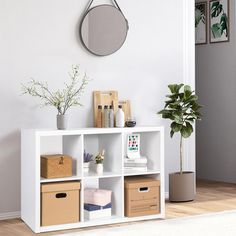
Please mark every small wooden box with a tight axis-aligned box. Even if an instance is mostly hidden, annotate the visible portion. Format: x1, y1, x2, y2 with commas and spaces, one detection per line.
41, 154, 72, 179
41, 181, 80, 226
125, 177, 160, 217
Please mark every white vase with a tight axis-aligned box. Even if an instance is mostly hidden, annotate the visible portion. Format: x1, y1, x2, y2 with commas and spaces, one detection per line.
83, 162, 90, 173
96, 164, 103, 174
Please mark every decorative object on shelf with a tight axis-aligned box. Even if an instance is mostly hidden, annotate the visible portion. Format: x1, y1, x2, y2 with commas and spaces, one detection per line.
210, 0, 229, 43
21, 64, 90, 130
41, 181, 80, 226
96, 105, 103, 128
84, 150, 93, 173
118, 100, 131, 123
80, 0, 129, 56
158, 84, 202, 202
103, 105, 109, 128
124, 156, 147, 172
57, 114, 68, 130
84, 188, 112, 220
125, 119, 136, 128
125, 134, 147, 171
126, 134, 140, 159
116, 105, 125, 127
93, 91, 118, 127
124, 177, 160, 217
95, 150, 105, 174
41, 154, 72, 179
195, 1, 207, 45
109, 105, 114, 128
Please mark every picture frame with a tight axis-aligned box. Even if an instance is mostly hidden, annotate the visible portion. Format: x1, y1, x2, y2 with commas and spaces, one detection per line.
209, 0, 229, 43
195, 2, 208, 45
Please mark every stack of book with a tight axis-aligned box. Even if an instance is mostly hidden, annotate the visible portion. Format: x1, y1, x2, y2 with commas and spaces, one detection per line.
124, 156, 148, 172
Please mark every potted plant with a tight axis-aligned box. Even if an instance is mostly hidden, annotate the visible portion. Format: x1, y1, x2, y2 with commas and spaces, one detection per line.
84, 150, 93, 173
95, 150, 105, 175
158, 84, 202, 202
21, 64, 90, 130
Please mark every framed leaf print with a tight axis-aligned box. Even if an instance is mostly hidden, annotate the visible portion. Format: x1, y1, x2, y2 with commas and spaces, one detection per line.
210, 0, 229, 43
195, 2, 207, 45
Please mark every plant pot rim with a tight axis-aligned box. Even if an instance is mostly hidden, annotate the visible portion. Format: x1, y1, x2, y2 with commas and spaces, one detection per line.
170, 171, 194, 175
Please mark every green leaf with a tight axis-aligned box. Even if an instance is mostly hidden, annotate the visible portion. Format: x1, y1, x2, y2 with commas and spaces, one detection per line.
168, 84, 184, 94
211, 2, 222, 18
180, 123, 193, 138
184, 85, 191, 92
170, 130, 174, 138
212, 23, 222, 38
158, 110, 174, 120
186, 122, 193, 134
171, 122, 182, 132
220, 13, 228, 36
168, 84, 177, 94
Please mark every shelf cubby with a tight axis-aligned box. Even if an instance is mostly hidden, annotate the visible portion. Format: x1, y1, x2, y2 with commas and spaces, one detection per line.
39, 134, 83, 182
123, 130, 161, 175
83, 133, 123, 176
83, 176, 123, 222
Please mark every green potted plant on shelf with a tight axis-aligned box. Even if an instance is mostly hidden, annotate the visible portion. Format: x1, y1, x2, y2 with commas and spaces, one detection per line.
21, 64, 90, 130
95, 150, 105, 175
158, 84, 202, 202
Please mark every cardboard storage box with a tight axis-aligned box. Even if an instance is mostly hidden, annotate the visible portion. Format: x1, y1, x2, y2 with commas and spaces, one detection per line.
41, 181, 80, 226
41, 154, 72, 179
125, 177, 160, 217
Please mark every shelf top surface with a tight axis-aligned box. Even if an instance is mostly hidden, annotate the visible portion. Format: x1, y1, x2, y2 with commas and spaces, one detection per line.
22, 126, 164, 136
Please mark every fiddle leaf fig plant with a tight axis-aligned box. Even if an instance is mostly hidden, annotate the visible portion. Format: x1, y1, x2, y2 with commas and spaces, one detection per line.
158, 84, 202, 174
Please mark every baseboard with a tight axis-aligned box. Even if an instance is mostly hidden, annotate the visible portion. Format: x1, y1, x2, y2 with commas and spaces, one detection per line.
0, 211, 20, 220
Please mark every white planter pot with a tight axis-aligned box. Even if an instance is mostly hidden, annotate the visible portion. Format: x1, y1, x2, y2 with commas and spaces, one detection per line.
96, 164, 103, 175
83, 162, 90, 172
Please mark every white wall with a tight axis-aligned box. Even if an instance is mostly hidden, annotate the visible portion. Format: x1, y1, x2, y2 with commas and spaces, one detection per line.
0, 0, 194, 217
196, 0, 236, 183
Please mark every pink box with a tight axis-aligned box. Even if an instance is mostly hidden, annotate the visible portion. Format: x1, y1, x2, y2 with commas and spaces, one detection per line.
84, 188, 112, 206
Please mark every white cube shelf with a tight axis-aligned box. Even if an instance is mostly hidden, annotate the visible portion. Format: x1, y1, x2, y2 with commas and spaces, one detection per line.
21, 127, 165, 233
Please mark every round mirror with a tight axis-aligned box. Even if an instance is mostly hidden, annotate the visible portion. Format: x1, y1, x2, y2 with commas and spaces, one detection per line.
80, 5, 128, 56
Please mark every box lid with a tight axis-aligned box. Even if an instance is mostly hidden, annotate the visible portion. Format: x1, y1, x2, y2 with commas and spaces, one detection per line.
41, 181, 80, 193
124, 177, 160, 189
41, 154, 71, 160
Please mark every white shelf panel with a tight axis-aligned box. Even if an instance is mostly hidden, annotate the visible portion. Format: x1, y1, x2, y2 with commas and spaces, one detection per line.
123, 213, 165, 222
83, 171, 121, 179
124, 169, 160, 176
40, 175, 81, 183
39, 214, 164, 233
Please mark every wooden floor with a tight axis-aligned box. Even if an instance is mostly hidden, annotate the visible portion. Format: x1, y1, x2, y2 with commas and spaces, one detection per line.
0, 180, 236, 236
